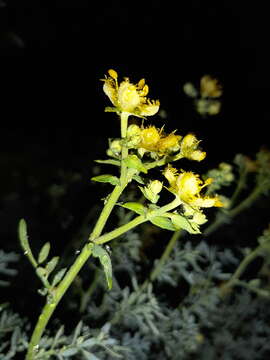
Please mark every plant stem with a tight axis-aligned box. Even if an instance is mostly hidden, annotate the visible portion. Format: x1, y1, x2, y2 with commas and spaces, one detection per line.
26, 244, 94, 360
150, 229, 182, 282
89, 112, 129, 241
94, 197, 181, 245
204, 186, 262, 236
26, 112, 130, 360
220, 246, 261, 296
140, 229, 182, 292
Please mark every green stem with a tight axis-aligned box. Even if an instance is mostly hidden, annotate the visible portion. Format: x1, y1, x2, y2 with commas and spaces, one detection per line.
140, 229, 182, 292
89, 185, 125, 241
89, 112, 129, 241
26, 244, 94, 360
229, 168, 248, 208
150, 229, 182, 282
204, 186, 262, 236
26, 111, 130, 360
220, 246, 261, 296
94, 197, 181, 245
79, 268, 100, 313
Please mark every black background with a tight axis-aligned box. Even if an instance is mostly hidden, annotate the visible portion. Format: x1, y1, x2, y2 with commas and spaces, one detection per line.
1, 1, 270, 156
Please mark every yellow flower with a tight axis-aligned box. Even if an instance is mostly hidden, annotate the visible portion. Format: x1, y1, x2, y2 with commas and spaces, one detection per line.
180, 134, 206, 161
140, 126, 161, 151
102, 69, 160, 118
157, 132, 181, 153
138, 126, 181, 155
200, 75, 222, 98
163, 165, 222, 208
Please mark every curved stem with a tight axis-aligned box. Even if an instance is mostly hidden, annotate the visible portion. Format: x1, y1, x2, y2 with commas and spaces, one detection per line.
140, 229, 182, 292
26, 244, 94, 360
150, 229, 182, 282
220, 246, 261, 297
26, 112, 131, 360
94, 197, 181, 245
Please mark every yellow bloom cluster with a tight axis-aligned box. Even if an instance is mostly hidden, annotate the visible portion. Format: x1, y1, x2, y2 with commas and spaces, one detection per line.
180, 134, 206, 161
102, 69, 160, 118
163, 165, 222, 208
200, 75, 222, 98
139, 126, 181, 155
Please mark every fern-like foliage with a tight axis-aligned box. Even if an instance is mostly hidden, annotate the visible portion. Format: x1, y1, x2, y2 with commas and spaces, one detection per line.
0, 250, 19, 287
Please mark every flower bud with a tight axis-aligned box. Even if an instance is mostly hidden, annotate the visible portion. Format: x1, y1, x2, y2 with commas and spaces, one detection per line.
148, 180, 163, 195
109, 139, 122, 155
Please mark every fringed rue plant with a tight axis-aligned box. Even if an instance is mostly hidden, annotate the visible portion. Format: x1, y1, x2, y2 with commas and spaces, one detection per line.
18, 69, 223, 359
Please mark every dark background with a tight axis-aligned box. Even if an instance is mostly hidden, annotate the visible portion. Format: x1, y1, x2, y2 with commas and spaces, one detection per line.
1, 0, 270, 249
1, 0, 269, 156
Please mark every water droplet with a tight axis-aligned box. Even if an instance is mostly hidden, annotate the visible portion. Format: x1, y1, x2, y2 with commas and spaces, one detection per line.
75, 250, 80, 255
33, 344, 39, 353
24, 250, 28, 255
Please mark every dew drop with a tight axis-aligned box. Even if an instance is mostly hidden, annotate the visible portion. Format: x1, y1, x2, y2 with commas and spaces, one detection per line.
24, 250, 28, 255
75, 250, 80, 255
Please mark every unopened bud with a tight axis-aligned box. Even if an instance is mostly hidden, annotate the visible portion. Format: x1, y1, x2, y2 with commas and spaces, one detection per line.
108, 69, 118, 80
148, 180, 163, 195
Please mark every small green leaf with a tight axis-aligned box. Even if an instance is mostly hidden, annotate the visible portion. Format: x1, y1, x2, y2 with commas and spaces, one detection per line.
45, 256, 59, 275
36, 267, 48, 279
121, 202, 146, 215
91, 174, 120, 186
61, 347, 78, 356
132, 174, 145, 184
170, 213, 201, 234
91, 244, 112, 290
18, 219, 37, 268
95, 159, 121, 166
52, 268, 67, 287
149, 216, 176, 231
123, 155, 147, 174
38, 242, 51, 264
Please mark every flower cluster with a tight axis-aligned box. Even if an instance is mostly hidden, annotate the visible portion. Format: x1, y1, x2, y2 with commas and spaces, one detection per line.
125, 125, 205, 161
102, 69, 160, 118
183, 75, 222, 116
163, 165, 222, 209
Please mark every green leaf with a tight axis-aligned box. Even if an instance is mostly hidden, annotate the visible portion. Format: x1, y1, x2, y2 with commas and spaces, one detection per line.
95, 159, 121, 166
38, 242, 51, 264
170, 213, 201, 234
18, 219, 37, 268
61, 348, 78, 356
123, 155, 147, 174
91, 244, 113, 290
149, 216, 176, 231
45, 256, 59, 275
36, 267, 48, 279
121, 202, 146, 215
91, 174, 120, 186
132, 174, 145, 184
52, 268, 67, 287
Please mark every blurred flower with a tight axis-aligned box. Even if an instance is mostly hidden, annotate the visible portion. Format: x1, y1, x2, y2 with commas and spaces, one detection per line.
102, 69, 160, 118
200, 75, 222, 98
